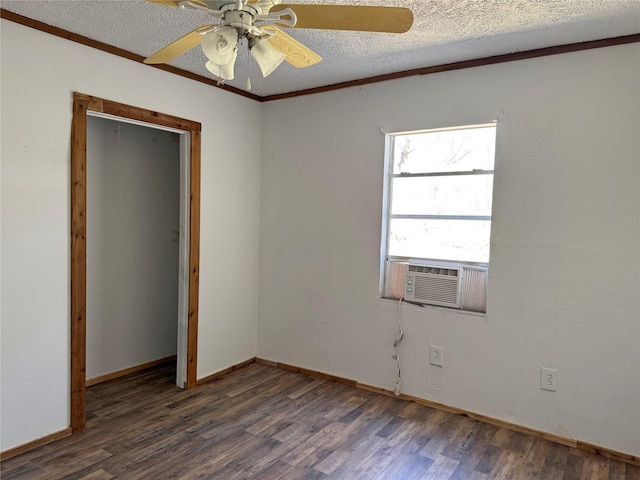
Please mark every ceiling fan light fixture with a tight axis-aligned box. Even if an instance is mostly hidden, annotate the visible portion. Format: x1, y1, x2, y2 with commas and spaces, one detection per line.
201, 26, 238, 65
250, 37, 286, 77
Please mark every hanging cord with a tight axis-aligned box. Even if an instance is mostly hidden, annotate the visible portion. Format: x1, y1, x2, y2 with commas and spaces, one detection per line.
245, 37, 252, 91
392, 297, 404, 395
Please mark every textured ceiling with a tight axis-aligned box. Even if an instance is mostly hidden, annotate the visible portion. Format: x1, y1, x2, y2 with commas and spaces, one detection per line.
2, 0, 639, 97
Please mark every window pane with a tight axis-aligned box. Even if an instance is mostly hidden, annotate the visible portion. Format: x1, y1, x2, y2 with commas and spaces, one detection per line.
393, 126, 495, 174
391, 175, 493, 216
388, 219, 491, 262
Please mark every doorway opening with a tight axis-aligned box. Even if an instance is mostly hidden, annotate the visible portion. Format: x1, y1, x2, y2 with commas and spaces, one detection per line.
86, 116, 180, 389
70, 93, 202, 432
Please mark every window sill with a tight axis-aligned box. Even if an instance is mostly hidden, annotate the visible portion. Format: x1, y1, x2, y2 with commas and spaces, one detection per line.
377, 297, 487, 318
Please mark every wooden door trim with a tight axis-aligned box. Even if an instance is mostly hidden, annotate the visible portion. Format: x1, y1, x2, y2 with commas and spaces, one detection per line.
70, 92, 201, 432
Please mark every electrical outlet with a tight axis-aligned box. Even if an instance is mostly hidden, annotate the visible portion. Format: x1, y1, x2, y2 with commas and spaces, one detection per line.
540, 367, 557, 391
430, 345, 444, 367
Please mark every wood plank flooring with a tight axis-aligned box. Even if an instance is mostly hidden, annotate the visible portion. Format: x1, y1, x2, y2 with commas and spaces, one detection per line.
2, 362, 638, 479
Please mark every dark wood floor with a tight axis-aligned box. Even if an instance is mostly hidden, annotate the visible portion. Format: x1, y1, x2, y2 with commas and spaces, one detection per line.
2, 362, 638, 480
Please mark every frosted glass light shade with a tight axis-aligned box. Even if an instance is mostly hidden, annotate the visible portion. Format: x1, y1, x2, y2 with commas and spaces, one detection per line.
205, 50, 237, 80
250, 39, 286, 77
201, 26, 238, 65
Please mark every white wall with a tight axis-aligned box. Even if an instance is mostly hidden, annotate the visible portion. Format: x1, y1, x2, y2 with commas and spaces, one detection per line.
259, 44, 640, 456
86, 117, 180, 380
0, 19, 261, 451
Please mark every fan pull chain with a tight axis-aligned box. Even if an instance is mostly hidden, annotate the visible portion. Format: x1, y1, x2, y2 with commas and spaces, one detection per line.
245, 41, 252, 91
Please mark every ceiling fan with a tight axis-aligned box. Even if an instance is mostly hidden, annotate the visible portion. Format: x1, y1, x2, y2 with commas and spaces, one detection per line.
144, 1, 413, 88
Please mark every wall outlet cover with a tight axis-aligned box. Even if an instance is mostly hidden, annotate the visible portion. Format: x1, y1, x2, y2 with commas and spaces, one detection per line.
540, 367, 557, 391
430, 345, 444, 367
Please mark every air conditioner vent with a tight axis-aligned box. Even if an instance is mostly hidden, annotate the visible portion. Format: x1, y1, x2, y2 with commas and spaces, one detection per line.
407, 265, 460, 277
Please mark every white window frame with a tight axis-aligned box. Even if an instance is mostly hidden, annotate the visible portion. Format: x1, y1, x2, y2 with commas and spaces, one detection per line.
380, 123, 496, 311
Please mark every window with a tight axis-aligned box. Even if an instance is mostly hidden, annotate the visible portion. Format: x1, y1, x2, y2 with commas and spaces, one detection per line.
381, 124, 497, 312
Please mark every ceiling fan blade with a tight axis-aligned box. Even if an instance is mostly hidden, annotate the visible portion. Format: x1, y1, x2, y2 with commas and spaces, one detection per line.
144, 25, 214, 64
271, 4, 413, 33
146, 0, 209, 7
262, 26, 321, 68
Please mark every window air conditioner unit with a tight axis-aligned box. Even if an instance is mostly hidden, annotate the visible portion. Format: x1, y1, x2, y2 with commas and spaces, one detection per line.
404, 264, 463, 308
